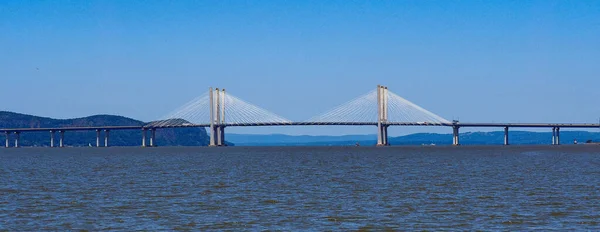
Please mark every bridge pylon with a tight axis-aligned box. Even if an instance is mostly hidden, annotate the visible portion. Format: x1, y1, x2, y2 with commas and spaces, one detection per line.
209, 87, 227, 146
377, 85, 389, 146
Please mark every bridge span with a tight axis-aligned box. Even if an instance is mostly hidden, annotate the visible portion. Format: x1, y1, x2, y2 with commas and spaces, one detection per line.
2, 85, 597, 147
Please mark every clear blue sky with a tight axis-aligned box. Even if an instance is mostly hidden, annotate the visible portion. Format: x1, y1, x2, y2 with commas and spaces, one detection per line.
1, 1, 599, 135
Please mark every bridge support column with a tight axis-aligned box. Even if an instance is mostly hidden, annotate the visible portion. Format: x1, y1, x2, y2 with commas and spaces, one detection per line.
383, 125, 389, 146
504, 127, 509, 145
50, 130, 55, 148
104, 130, 110, 147
551, 127, 556, 145
376, 85, 389, 146
209, 126, 218, 147
555, 127, 560, 145
209, 87, 217, 147
376, 124, 389, 146
209, 125, 226, 147
209, 128, 216, 146
4, 132, 9, 148
209, 87, 227, 147
96, 130, 101, 147
377, 123, 383, 146
218, 126, 226, 146
220, 89, 226, 146
452, 126, 460, 146
216, 126, 222, 146
142, 129, 147, 147
150, 129, 156, 147
14, 132, 20, 148
59, 130, 64, 148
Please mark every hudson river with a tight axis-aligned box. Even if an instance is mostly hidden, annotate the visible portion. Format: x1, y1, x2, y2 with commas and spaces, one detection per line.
1, 146, 599, 230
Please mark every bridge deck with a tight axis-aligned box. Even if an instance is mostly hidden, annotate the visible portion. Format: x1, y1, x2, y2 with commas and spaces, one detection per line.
1, 122, 599, 133
455, 123, 600, 128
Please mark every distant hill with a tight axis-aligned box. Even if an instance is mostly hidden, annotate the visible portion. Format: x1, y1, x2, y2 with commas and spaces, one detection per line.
225, 133, 374, 146
0, 111, 211, 147
391, 131, 600, 145
226, 130, 600, 146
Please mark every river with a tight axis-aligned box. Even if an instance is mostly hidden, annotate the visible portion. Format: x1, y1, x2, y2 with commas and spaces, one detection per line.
1, 146, 599, 230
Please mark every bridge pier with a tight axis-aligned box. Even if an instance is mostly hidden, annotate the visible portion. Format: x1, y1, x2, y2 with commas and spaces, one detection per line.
104, 130, 110, 147
383, 125, 388, 145
376, 124, 389, 146
50, 130, 55, 148
209, 87, 216, 146
59, 130, 64, 148
551, 127, 555, 145
209, 126, 217, 146
452, 126, 460, 146
4, 132, 9, 148
96, 129, 101, 147
376, 85, 389, 146
209, 125, 226, 147
504, 127, 509, 145
555, 127, 561, 145
14, 132, 20, 148
209, 87, 227, 147
142, 129, 147, 147
220, 89, 226, 146
219, 126, 225, 146
150, 129, 156, 147
376, 123, 384, 146
209, 127, 215, 146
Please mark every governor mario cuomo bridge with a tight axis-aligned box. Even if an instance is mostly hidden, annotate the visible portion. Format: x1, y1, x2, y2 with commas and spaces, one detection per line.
1, 85, 597, 148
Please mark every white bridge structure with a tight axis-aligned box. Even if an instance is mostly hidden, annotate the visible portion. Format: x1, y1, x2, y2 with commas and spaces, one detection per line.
148, 85, 450, 146
3, 84, 597, 147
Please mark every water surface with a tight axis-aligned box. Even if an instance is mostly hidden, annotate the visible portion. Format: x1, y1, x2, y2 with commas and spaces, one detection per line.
1, 146, 599, 230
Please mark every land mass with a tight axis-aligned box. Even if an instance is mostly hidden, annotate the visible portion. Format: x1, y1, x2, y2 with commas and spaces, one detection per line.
227, 131, 600, 146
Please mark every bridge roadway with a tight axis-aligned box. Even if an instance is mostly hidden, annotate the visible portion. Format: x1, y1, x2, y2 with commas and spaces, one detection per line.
1, 122, 600, 132
1, 122, 598, 147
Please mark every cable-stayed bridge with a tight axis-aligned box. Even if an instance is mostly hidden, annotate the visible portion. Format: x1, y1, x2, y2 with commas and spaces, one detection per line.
147, 85, 450, 146
2, 85, 599, 147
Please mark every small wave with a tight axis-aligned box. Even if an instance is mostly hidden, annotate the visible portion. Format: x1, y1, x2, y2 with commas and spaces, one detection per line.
550, 211, 568, 217
262, 199, 279, 204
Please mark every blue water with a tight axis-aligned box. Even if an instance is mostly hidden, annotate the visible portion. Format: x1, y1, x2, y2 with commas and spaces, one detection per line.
1, 146, 599, 230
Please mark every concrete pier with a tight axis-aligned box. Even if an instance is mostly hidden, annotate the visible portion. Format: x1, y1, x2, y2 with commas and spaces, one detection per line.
142, 129, 147, 147
220, 89, 226, 146
218, 126, 225, 146
150, 129, 156, 147
14, 132, 20, 148
50, 130, 55, 148
216, 88, 221, 146
452, 126, 460, 146
59, 130, 64, 148
96, 129, 101, 147
383, 87, 389, 146
104, 130, 110, 147
377, 124, 383, 146
209, 87, 216, 146
209, 87, 227, 147
382, 125, 388, 146
551, 127, 562, 145
376, 85, 383, 146
504, 127, 509, 145
556, 127, 561, 145
4, 132, 8, 148
376, 85, 389, 146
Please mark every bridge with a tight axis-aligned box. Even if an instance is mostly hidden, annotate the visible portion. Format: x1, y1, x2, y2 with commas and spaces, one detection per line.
2, 85, 598, 148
